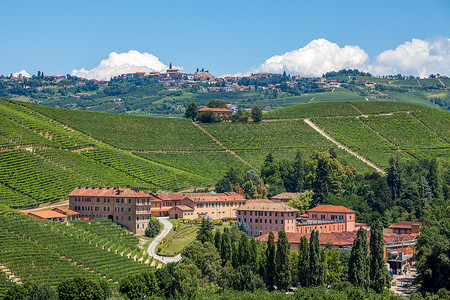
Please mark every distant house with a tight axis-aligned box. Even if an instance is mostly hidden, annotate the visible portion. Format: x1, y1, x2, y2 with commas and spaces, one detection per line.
388, 221, 421, 234
270, 192, 301, 203
198, 107, 232, 117
52, 207, 80, 221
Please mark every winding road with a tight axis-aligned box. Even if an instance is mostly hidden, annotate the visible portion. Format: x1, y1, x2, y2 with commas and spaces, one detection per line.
147, 217, 182, 264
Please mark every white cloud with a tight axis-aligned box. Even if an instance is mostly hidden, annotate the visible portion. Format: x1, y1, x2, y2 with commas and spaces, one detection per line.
12, 70, 31, 78
71, 50, 179, 80
257, 39, 369, 76
369, 38, 450, 78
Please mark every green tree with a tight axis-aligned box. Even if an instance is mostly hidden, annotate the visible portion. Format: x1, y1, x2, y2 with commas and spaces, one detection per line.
251, 106, 263, 122
197, 218, 214, 243
4, 285, 27, 300
185, 102, 198, 121
309, 229, 325, 286
216, 177, 232, 193
326, 248, 343, 283
245, 169, 260, 186
214, 230, 222, 253
198, 110, 219, 123
275, 230, 291, 290
348, 228, 369, 289
119, 272, 159, 299
292, 151, 305, 192
58, 277, 107, 300
27, 282, 58, 300
428, 157, 443, 199
243, 180, 258, 199
312, 156, 332, 205
369, 219, 388, 292
288, 191, 313, 214
207, 100, 227, 108
416, 203, 450, 292
298, 236, 309, 287
221, 231, 232, 264
238, 232, 251, 266
145, 217, 162, 238
266, 231, 276, 288
387, 155, 405, 200
173, 263, 201, 299
257, 178, 270, 199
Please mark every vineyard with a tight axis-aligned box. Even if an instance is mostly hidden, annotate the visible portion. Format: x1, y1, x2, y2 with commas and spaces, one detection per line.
134, 151, 249, 184
0, 210, 153, 293
351, 101, 425, 115
22, 102, 222, 151
263, 101, 360, 119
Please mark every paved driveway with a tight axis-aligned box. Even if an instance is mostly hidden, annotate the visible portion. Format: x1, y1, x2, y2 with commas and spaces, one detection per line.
147, 217, 182, 264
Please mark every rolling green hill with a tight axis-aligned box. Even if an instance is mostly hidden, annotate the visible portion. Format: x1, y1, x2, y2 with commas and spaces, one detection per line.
0, 98, 448, 209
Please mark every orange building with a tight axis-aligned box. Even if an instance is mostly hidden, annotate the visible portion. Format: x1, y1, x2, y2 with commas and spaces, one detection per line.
236, 202, 298, 237
295, 205, 356, 234
270, 192, 301, 203
168, 192, 246, 220
388, 221, 421, 234
68, 186, 152, 235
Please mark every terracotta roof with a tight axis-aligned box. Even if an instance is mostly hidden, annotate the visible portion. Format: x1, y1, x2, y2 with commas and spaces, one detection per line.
183, 192, 246, 202
151, 192, 185, 201
26, 210, 66, 219
52, 207, 79, 215
271, 193, 301, 201
307, 205, 355, 214
170, 205, 194, 211
237, 202, 298, 213
198, 107, 232, 113
246, 199, 273, 203
69, 187, 151, 198
150, 208, 170, 212
388, 221, 421, 229
299, 213, 308, 218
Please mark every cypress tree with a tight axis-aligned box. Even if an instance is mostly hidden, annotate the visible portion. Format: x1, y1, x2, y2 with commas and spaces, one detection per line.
238, 232, 250, 266
249, 236, 259, 272
221, 232, 232, 264
214, 230, 222, 252
309, 229, 324, 286
370, 219, 387, 292
298, 235, 309, 286
232, 242, 239, 269
349, 228, 369, 289
266, 231, 276, 288
275, 230, 291, 290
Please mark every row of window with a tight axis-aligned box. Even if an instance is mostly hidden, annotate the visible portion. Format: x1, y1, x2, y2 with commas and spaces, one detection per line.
296, 224, 345, 234
239, 218, 282, 224
238, 211, 295, 217
196, 202, 243, 208
73, 197, 153, 205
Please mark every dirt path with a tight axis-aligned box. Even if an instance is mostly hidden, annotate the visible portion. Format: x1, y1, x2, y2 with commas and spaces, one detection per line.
437, 78, 446, 87
147, 217, 181, 264
303, 118, 386, 174
308, 96, 316, 103
193, 122, 259, 171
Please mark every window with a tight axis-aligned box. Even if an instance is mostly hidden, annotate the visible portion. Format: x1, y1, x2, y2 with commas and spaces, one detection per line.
269, 219, 272, 224
269, 212, 272, 216
103, 207, 106, 212
121, 207, 123, 212
250, 218, 252, 223
107, 207, 110, 211
121, 199, 124, 203
265, 219, 267, 223
137, 224, 139, 229
95, 207, 99, 211
128, 208, 131, 212
128, 216, 131, 221
116, 199, 119, 203
275, 220, 277, 224
265, 212, 267, 216
250, 211, 252, 216
116, 216, 118, 221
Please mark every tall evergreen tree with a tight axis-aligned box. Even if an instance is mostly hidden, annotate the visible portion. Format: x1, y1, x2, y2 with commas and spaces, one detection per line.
221, 231, 232, 264
249, 236, 259, 272
370, 219, 388, 292
266, 231, 276, 288
292, 151, 305, 192
298, 236, 309, 286
214, 230, 222, 253
238, 232, 251, 266
348, 228, 369, 289
309, 229, 324, 286
197, 218, 213, 243
387, 155, 405, 200
312, 157, 332, 205
428, 157, 443, 199
275, 230, 291, 290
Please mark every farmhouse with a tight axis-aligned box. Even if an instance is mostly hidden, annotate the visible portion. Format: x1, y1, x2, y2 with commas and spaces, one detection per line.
295, 205, 357, 234
198, 107, 232, 117
68, 186, 152, 235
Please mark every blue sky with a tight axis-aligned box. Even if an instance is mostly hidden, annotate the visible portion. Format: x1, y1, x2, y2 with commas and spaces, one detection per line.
1, 0, 449, 78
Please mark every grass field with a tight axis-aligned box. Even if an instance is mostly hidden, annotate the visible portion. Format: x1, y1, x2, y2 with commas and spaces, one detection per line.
312, 88, 366, 102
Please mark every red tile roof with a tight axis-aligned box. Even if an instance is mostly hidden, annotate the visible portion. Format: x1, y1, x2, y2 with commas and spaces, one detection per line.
270, 193, 301, 201
69, 187, 151, 198
52, 207, 79, 215
183, 192, 246, 202
388, 221, 422, 229
246, 199, 273, 203
198, 107, 232, 113
307, 205, 355, 214
237, 202, 298, 213
26, 210, 66, 219
256, 231, 356, 247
